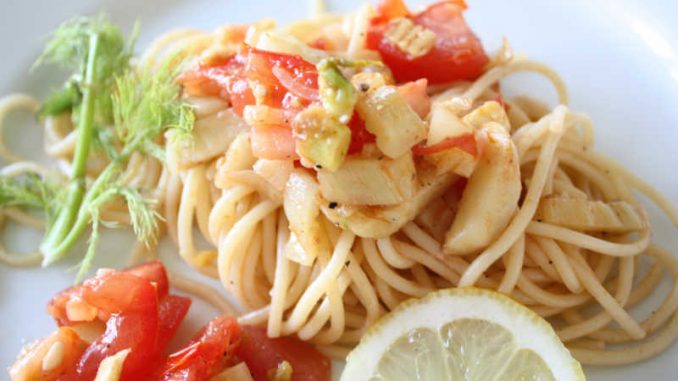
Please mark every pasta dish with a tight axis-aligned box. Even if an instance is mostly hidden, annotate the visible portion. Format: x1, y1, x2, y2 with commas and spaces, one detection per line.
2, 0, 677, 380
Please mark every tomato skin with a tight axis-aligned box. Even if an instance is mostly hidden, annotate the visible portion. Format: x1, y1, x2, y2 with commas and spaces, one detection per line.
308, 37, 334, 51
373, 0, 410, 23
9, 327, 87, 381
126, 260, 170, 298
235, 325, 330, 381
248, 48, 319, 104
58, 271, 160, 381
47, 285, 79, 327
412, 133, 477, 156
158, 316, 241, 381
48, 261, 173, 326
396, 79, 431, 118
367, 1, 488, 84
347, 113, 375, 154
157, 295, 192, 351
250, 126, 298, 160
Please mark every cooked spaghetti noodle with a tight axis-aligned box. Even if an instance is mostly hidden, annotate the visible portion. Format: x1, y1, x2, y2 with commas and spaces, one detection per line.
1, 0, 677, 370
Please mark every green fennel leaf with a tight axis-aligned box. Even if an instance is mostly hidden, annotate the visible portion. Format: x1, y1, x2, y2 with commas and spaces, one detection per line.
112, 57, 195, 156
36, 14, 136, 124
40, 80, 81, 117
118, 187, 160, 246
0, 174, 58, 211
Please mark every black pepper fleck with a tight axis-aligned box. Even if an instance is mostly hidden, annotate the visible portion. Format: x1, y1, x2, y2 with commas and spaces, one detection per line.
359, 83, 370, 92
314, 164, 323, 170
329, 202, 338, 209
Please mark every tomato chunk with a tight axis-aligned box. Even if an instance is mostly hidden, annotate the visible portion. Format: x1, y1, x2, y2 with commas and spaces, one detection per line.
9, 327, 87, 381
397, 79, 431, 118
235, 325, 331, 381
157, 295, 192, 351
59, 271, 160, 381
44, 261, 191, 381
347, 112, 375, 154
125, 260, 170, 298
373, 0, 410, 23
367, 0, 488, 84
412, 133, 477, 156
158, 316, 241, 381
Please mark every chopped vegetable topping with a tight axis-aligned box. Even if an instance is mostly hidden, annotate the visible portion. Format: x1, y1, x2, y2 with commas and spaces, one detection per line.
383, 17, 437, 59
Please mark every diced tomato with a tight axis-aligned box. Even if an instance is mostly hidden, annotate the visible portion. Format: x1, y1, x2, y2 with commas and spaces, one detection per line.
44, 262, 192, 381
59, 271, 160, 381
180, 48, 322, 161
367, 0, 488, 84
158, 316, 241, 381
248, 48, 319, 104
181, 48, 319, 112
48, 261, 171, 327
178, 53, 255, 116
157, 295, 192, 351
373, 0, 410, 24
235, 325, 330, 381
227, 72, 256, 116
9, 327, 87, 381
412, 133, 477, 156
126, 260, 170, 298
47, 285, 79, 327
397, 79, 431, 118
347, 113, 375, 154
308, 37, 334, 51
251, 126, 298, 160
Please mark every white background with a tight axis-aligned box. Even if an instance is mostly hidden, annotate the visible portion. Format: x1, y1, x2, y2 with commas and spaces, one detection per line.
1, 0, 677, 379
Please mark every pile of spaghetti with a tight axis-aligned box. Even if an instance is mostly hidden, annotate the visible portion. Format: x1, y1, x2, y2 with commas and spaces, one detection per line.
2, 0, 677, 368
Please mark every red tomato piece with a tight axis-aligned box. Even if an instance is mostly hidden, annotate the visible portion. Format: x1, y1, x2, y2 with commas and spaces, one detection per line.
373, 0, 410, 24
157, 295, 192, 351
45, 262, 192, 381
179, 48, 318, 111
247, 48, 319, 106
158, 316, 241, 381
366, 0, 488, 84
177, 53, 255, 116
60, 271, 160, 381
47, 285, 79, 327
126, 260, 170, 298
48, 261, 171, 326
308, 37, 334, 51
396, 78, 431, 118
347, 112, 375, 154
412, 133, 477, 156
9, 327, 87, 381
234, 325, 330, 381
250, 126, 298, 160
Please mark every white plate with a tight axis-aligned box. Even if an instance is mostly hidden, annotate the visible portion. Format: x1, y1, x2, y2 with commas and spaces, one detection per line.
1, 0, 677, 379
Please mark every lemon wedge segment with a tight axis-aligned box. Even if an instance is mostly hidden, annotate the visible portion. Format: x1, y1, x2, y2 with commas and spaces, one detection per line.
341, 288, 584, 381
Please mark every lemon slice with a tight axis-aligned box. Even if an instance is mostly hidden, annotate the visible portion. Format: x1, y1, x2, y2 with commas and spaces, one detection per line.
341, 288, 585, 381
